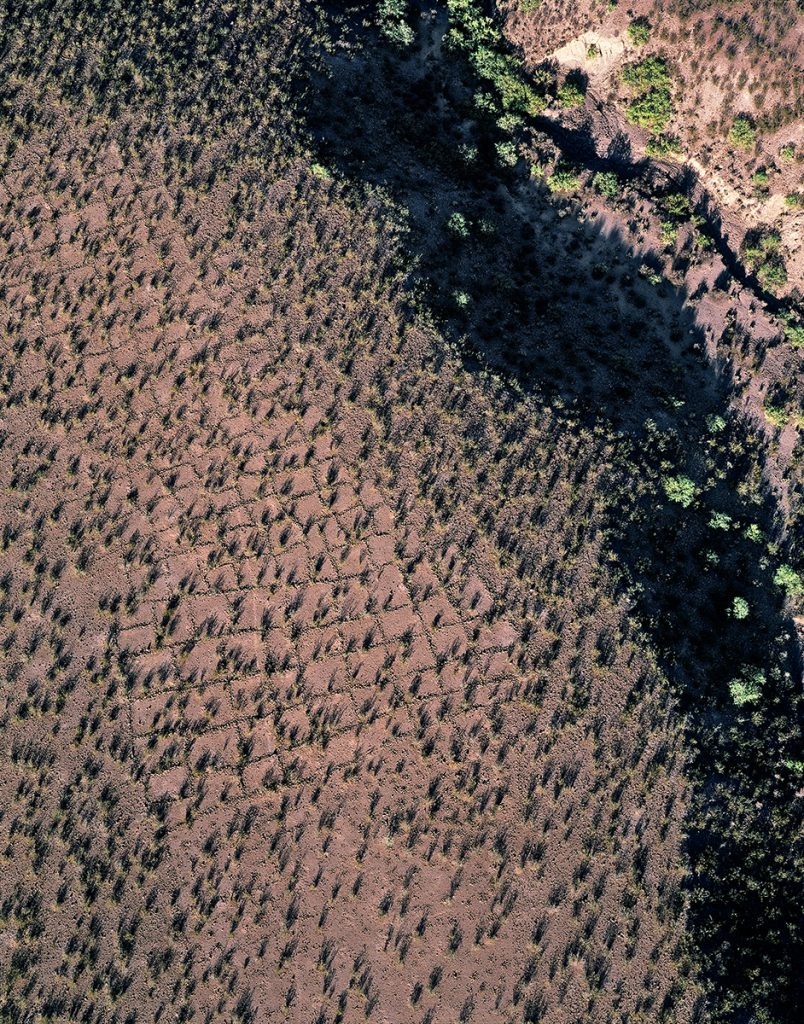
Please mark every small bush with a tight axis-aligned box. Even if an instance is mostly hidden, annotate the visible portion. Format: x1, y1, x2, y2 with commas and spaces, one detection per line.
774, 564, 804, 599
495, 140, 519, 166
586, 43, 601, 60
621, 58, 673, 134
729, 115, 757, 150
592, 171, 619, 197
558, 80, 585, 108
662, 475, 696, 507
621, 56, 671, 92
706, 414, 726, 434
729, 669, 763, 706
627, 88, 673, 133
743, 229, 787, 292
782, 319, 804, 348
627, 17, 652, 46
730, 597, 749, 620
645, 133, 681, 157
758, 261, 788, 290
447, 211, 470, 238
659, 220, 678, 246
764, 403, 788, 428
546, 165, 581, 193
661, 192, 690, 219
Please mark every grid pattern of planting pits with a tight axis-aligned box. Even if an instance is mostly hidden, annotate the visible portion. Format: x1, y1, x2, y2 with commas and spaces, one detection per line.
0, 109, 698, 1024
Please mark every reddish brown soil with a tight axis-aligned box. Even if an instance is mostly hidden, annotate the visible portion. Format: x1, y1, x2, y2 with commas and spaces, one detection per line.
0, 100, 700, 1022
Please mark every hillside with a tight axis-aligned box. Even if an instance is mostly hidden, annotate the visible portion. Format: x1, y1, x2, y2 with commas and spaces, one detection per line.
0, 2, 802, 1024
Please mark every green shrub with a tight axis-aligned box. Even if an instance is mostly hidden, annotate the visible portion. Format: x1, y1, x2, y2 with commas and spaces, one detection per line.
661, 191, 690, 218
592, 171, 620, 197
743, 229, 787, 292
497, 112, 524, 132
705, 413, 726, 433
645, 133, 681, 157
758, 261, 788, 290
546, 165, 581, 193
729, 115, 757, 150
730, 597, 749, 620
621, 56, 671, 91
764, 403, 788, 428
470, 47, 546, 115
447, 211, 470, 237
558, 80, 585, 108
447, 2, 550, 116
743, 523, 763, 543
782, 320, 804, 348
627, 17, 652, 45
758, 229, 781, 252
779, 143, 796, 161
729, 669, 763, 706
774, 564, 804, 599
659, 219, 678, 246
662, 474, 696, 507
495, 139, 519, 166
627, 88, 673, 133
458, 141, 479, 165
378, 0, 414, 46
784, 192, 803, 209
310, 163, 331, 180
473, 91, 499, 115
586, 43, 601, 60
620, 58, 673, 134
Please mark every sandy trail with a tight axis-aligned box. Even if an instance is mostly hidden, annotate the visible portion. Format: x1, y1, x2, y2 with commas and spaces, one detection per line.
549, 31, 626, 82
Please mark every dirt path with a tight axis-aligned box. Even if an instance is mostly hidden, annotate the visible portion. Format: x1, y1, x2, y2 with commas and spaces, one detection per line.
549, 31, 626, 83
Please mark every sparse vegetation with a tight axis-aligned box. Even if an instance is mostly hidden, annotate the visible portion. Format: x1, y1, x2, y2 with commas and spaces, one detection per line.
447, 0, 551, 117
0, 3, 802, 1024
